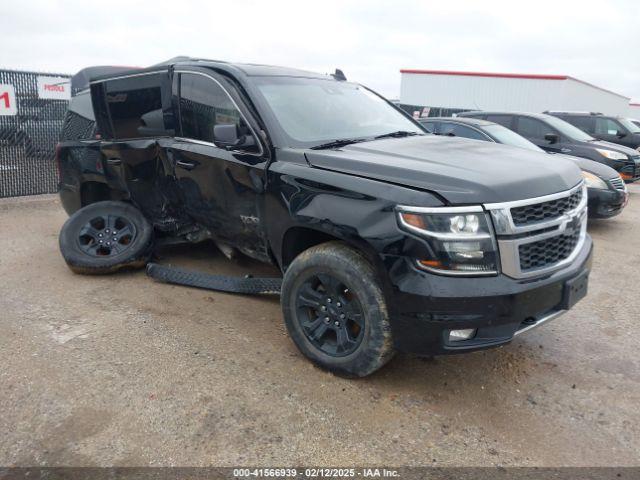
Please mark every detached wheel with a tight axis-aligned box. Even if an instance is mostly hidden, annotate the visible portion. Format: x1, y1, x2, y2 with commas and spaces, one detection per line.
59, 201, 154, 275
281, 242, 395, 377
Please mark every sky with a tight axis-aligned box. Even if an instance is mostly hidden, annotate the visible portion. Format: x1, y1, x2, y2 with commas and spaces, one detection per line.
1, 0, 639, 103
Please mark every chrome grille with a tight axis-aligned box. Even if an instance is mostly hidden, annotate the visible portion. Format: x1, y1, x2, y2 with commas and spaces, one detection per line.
484, 182, 588, 279
510, 188, 582, 226
519, 229, 581, 271
610, 176, 625, 191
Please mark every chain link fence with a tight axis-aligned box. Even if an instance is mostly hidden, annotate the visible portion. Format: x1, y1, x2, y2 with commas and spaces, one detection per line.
0, 69, 72, 198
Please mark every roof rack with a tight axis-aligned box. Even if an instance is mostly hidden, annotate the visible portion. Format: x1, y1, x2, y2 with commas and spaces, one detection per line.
543, 110, 603, 116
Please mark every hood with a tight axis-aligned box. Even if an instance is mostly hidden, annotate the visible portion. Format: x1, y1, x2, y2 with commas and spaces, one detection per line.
556, 154, 620, 179
587, 139, 639, 156
305, 135, 582, 204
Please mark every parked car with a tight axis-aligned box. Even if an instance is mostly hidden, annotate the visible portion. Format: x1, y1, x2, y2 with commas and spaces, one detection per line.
630, 119, 640, 128
57, 58, 592, 377
0, 98, 68, 156
545, 111, 640, 151
457, 111, 640, 182
421, 117, 628, 219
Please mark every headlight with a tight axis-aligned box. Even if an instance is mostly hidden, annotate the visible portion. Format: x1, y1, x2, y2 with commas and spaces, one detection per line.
595, 148, 628, 161
581, 171, 608, 190
397, 207, 498, 276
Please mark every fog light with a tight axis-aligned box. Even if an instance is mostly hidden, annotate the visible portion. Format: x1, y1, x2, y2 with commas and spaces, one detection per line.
449, 328, 476, 342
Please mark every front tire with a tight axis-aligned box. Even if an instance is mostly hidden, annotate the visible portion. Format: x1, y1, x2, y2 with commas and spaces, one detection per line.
281, 242, 395, 377
59, 201, 154, 275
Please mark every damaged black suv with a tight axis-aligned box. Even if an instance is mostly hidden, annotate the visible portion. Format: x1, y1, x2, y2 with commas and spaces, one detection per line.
57, 57, 592, 377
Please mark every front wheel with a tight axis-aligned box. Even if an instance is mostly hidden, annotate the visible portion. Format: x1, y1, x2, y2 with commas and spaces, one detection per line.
281, 242, 395, 377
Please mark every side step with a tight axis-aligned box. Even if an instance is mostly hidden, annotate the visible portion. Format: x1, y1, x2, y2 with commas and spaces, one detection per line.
146, 263, 282, 295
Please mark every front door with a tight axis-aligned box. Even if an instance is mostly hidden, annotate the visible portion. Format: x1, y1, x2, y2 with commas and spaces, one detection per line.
515, 116, 566, 154
593, 117, 633, 148
170, 69, 270, 262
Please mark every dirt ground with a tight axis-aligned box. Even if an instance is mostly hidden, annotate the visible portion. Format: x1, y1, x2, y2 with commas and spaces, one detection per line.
1, 186, 639, 467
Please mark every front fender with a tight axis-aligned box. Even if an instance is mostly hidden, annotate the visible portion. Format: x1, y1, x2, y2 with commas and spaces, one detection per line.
265, 162, 444, 269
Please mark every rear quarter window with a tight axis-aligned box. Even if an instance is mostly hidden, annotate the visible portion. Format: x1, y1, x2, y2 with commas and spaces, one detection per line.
60, 91, 96, 141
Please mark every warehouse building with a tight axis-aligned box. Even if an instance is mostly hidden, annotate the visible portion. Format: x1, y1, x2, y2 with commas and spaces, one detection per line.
629, 103, 640, 119
399, 69, 631, 118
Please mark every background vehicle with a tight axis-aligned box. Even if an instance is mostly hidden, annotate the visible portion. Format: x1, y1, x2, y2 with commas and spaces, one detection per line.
0, 98, 67, 156
545, 111, 640, 151
57, 58, 592, 377
421, 117, 628, 219
457, 111, 640, 182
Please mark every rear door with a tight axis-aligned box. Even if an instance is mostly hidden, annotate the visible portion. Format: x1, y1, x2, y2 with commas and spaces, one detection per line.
169, 69, 271, 261
91, 70, 183, 227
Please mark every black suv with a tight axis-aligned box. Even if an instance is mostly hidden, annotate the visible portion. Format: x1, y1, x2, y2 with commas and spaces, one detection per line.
56, 58, 592, 377
457, 111, 640, 182
420, 117, 628, 219
546, 111, 640, 151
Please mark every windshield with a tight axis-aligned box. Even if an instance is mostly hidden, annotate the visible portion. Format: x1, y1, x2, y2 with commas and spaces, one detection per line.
544, 115, 595, 141
254, 77, 423, 147
483, 124, 543, 152
619, 118, 640, 134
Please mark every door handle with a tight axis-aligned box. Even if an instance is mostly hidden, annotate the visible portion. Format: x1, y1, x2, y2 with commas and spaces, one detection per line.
106, 158, 122, 166
176, 160, 196, 171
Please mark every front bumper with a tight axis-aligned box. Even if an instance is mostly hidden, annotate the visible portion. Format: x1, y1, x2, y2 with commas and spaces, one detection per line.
587, 187, 628, 219
383, 236, 593, 355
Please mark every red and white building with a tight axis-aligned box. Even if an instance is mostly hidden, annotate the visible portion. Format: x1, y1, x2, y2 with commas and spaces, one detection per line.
399, 69, 630, 117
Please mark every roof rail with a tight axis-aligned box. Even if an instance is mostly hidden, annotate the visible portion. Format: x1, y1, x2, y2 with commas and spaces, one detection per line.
543, 110, 603, 116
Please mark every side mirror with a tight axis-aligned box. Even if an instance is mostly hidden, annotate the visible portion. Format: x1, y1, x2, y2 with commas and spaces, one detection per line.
616, 130, 627, 138
213, 124, 257, 151
544, 133, 560, 144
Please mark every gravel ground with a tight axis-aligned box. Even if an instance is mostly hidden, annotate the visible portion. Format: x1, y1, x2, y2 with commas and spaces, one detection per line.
1, 187, 639, 467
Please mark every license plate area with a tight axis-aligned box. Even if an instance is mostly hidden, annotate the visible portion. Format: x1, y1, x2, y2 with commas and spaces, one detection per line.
561, 270, 589, 309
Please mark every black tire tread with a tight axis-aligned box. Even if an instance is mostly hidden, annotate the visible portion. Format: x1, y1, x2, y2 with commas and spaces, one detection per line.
282, 241, 395, 377
59, 201, 154, 275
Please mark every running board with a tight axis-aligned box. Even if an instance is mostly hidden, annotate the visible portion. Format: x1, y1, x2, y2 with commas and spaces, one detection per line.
146, 263, 282, 295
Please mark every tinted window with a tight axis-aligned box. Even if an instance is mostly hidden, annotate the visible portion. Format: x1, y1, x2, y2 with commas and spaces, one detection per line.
544, 115, 594, 141
105, 74, 164, 139
563, 115, 594, 133
516, 117, 552, 140
440, 123, 487, 141
486, 115, 512, 128
61, 91, 96, 141
69, 91, 95, 120
420, 121, 436, 133
483, 124, 542, 152
179, 73, 242, 143
595, 117, 623, 135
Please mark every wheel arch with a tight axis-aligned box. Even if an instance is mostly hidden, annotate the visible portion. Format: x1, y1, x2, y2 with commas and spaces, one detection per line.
80, 180, 125, 207
279, 225, 394, 297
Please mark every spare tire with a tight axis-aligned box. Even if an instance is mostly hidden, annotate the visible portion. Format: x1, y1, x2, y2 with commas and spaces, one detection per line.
59, 201, 154, 275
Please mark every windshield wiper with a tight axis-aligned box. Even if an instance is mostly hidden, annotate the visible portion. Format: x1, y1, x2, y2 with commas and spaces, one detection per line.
310, 138, 368, 150
374, 130, 422, 140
